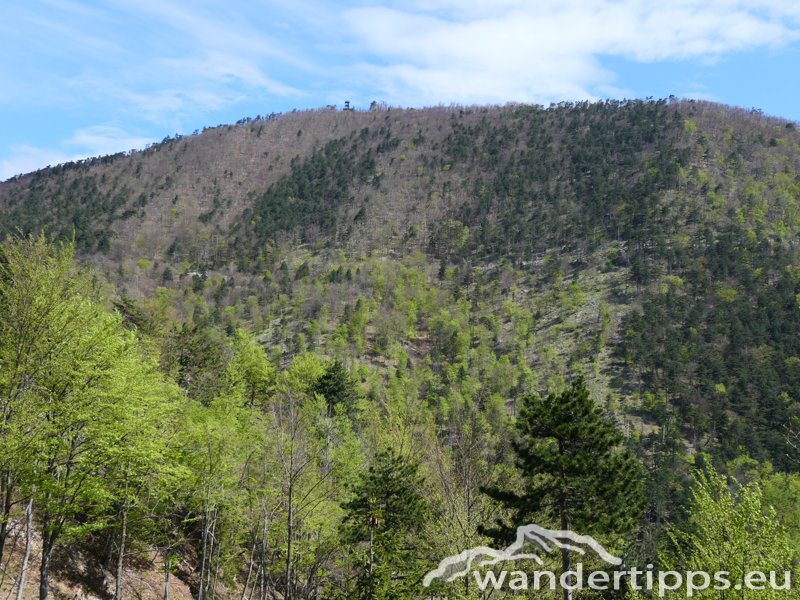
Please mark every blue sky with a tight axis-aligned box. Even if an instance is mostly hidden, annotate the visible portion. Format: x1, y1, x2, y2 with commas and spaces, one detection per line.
2, 0, 800, 181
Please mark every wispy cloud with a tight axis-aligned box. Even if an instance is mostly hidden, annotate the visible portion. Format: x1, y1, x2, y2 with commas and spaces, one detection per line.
3, 0, 307, 123
111, 0, 311, 86
3, 0, 800, 179
66, 125, 153, 156
159, 53, 305, 96
0, 146, 74, 182
343, 0, 800, 105
0, 126, 153, 182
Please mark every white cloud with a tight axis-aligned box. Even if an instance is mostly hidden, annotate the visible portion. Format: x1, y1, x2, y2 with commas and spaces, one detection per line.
66, 125, 153, 156
115, 0, 290, 59
0, 146, 74, 182
0, 126, 154, 182
159, 52, 305, 96
114, 0, 310, 79
118, 87, 243, 126
104, 0, 311, 123
3, 0, 309, 128
343, 0, 800, 105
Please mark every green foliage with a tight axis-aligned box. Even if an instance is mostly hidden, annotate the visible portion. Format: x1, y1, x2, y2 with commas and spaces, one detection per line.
226, 327, 275, 407
657, 462, 799, 598
726, 456, 800, 556
312, 359, 361, 419
160, 323, 232, 404
2, 101, 800, 600
0, 234, 183, 600
239, 137, 377, 260
0, 172, 126, 251
624, 224, 800, 468
485, 377, 646, 540
341, 449, 430, 599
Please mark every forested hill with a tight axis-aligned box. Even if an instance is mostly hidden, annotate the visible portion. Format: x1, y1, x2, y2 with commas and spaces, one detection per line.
1, 99, 799, 597
3, 99, 800, 463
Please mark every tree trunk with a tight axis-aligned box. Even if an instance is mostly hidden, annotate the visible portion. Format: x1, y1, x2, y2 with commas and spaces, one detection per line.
0, 471, 13, 566
163, 556, 171, 600
285, 409, 295, 600
206, 511, 218, 600
210, 532, 221, 600
39, 532, 55, 600
285, 483, 293, 600
102, 530, 116, 591
198, 511, 210, 600
560, 507, 572, 600
15, 497, 33, 600
240, 535, 257, 600
369, 526, 374, 576
259, 511, 269, 600
253, 565, 263, 600
115, 507, 128, 600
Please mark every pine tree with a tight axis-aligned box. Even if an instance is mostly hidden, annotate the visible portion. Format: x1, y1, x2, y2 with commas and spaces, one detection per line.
341, 449, 429, 599
484, 376, 646, 600
312, 359, 361, 419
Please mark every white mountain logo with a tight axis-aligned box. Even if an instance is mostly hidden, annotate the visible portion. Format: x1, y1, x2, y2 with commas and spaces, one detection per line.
422, 524, 622, 587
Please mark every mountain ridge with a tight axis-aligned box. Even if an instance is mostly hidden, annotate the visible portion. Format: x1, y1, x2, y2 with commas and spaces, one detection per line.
2, 99, 800, 467
2, 98, 800, 600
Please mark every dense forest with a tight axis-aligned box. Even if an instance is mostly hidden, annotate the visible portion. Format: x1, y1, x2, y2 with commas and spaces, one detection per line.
0, 99, 799, 598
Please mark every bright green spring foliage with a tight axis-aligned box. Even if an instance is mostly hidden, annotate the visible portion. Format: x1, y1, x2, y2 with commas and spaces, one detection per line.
1, 232, 797, 600
654, 461, 799, 599
0, 234, 182, 600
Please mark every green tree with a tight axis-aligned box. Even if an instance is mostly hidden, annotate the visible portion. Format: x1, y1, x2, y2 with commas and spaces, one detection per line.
180, 393, 251, 600
654, 462, 799, 598
265, 354, 361, 599
100, 355, 184, 600
312, 359, 361, 419
341, 449, 430, 599
0, 235, 86, 567
726, 456, 800, 557
484, 376, 646, 600
0, 235, 189, 600
29, 303, 183, 600
227, 328, 275, 408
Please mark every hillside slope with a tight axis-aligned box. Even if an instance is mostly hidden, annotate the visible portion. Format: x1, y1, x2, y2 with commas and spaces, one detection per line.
2, 99, 800, 465
2, 99, 800, 600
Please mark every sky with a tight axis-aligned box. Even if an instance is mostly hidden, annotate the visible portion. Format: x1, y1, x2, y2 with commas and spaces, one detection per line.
2, 0, 800, 181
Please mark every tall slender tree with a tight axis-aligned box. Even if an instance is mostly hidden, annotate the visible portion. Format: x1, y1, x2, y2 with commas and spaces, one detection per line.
341, 449, 430, 599
484, 376, 646, 600
0, 235, 83, 566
